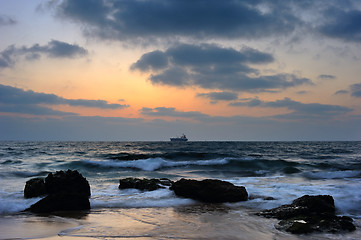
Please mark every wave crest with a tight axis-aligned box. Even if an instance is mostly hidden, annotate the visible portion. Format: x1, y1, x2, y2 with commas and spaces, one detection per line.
82, 158, 230, 171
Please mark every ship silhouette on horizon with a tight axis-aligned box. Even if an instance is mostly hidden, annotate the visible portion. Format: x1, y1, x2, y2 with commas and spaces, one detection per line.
170, 134, 188, 142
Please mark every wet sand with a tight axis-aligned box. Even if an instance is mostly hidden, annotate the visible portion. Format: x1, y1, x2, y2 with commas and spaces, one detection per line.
1, 205, 360, 240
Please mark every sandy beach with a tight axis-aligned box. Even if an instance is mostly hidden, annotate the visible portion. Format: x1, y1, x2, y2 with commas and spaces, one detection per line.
1, 205, 360, 240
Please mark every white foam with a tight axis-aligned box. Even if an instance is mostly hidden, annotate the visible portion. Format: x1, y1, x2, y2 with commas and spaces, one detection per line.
90, 187, 195, 209
227, 177, 361, 218
84, 158, 229, 171
0, 191, 41, 214
304, 170, 361, 179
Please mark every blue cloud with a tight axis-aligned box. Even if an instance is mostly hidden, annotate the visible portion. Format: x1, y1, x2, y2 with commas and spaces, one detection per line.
140, 107, 208, 119
229, 97, 352, 118
319, 8, 361, 42
165, 44, 273, 66
350, 83, 361, 97
130, 50, 168, 71
0, 40, 88, 69
197, 92, 238, 102
0, 84, 128, 116
132, 43, 311, 92
56, 0, 299, 41
334, 90, 349, 95
318, 74, 336, 80
335, 83, 361, 97
0, 46, 16, 68
54, 0, 361, 44
0, 104, 77, 116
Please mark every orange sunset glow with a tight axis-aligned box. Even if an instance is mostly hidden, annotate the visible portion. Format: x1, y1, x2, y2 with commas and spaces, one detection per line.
1, 0, 360, 140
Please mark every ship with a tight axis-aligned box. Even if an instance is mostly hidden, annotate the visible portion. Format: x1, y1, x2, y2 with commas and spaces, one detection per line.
170, 134, 188, 142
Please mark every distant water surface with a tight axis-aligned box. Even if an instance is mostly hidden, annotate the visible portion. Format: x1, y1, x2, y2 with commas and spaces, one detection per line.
0, 141, 361, 239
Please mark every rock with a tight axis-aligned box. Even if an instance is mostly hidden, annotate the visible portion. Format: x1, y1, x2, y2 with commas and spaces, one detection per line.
24, 178, 46, 198
170, 178, 248, 203
26, 170, 91, 213
292, 195, 335, 214
119, 177, 172, 191
257, 195, 355, 234
45, 170, 91, 197
258, 195, 335, 219
277, 215, 355, 234
28, 193, 90, 213
282, 167, 301, 174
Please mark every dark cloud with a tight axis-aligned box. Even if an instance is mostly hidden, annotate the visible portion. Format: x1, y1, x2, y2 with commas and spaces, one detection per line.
43, 40, 88, 58
318, 74, 336, 80
265, 98, 351, 115
295, 90, 309, 95
0, 84, 128, 116
140, 107, 208, 119
165, 44, 274, 66
132, 43, 311, 92
130, 50, 168, 71
24, 40, 88, 58
0, 103, 76, 116
66, 99, 127, 109
229, 98, 263, 107
336, 83, 361, 97
230, 97, 352, 118
0, 46, 16, 68
0, 15, 16, 26
0, 40, 88, 69
0, 84, 61, 105
197, 92, 238, 102
319, 8, 361, 42
350, 83, 361, 97
334, 90, 349, 95
52, 0, 361, 44
56, 0, 299, 41
150, 67, 191, 86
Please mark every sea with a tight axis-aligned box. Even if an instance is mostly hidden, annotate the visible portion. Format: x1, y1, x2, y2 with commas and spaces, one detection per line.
1, 141, 361, 239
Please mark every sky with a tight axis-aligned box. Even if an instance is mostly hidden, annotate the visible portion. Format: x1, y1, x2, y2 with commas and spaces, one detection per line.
0, 0, 361, 141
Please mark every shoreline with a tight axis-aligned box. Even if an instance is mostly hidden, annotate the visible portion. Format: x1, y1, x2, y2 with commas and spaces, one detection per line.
1, 206, 360, 240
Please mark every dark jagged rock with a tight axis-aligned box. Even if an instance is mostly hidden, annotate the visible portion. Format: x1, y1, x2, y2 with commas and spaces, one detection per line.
170, 178, 248, 203
119, 177, 172, 191
28, 193, 90, 213
278, 214, 355, 234
25, 170, 91, 213
45, 170, 91, 197
257, 195, 355, 234
24, 178, 46, 198
258, 195, 335, 219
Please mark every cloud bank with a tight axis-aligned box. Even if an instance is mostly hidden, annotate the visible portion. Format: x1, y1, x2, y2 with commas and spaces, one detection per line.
0, 40, 88, 69
54, 0, 361, 43
197, 92, 239, 102
229, 97, 352, 119
131, 43, 312, 92
56, 0, 299, 41
0, 84, 128, 116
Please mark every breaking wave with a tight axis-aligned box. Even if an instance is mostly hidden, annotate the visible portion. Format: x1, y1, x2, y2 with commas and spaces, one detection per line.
81, 158, 230, 171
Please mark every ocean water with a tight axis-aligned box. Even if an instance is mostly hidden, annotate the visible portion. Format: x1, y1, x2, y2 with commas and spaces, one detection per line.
0, 141, 361, 238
